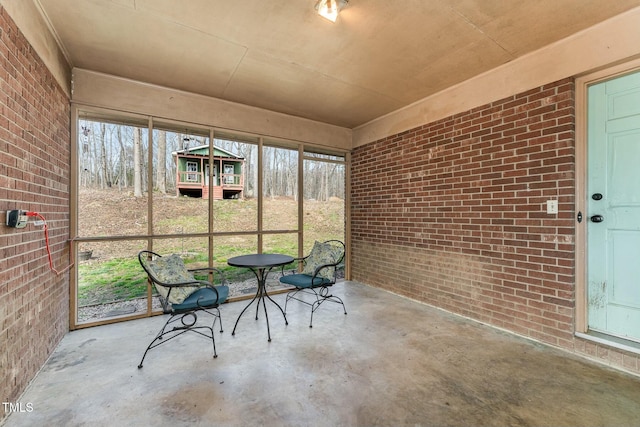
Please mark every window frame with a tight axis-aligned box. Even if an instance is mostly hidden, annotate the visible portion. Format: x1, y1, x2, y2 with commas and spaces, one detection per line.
69, 105, 350, 330
186, 161, 198, 182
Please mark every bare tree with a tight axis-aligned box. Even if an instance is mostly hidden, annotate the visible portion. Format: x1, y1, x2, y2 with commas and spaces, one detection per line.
99, 123, 108, 188
166, 133, 178, 190
156, 130, 167, 193
76, 121, 343, 202
134, 127, 143, 197
117, 126, 128, 189
319, 162, 328, 201
287, 150, 297, 200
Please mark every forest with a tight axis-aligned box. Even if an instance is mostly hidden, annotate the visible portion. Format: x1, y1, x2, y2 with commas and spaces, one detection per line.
78, 120, 345, 201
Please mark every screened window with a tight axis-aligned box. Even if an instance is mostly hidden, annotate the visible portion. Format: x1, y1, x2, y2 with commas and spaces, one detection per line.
72, 109, 346, 328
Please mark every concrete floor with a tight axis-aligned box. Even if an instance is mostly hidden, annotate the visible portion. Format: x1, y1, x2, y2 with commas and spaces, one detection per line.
4, 281, 640, 427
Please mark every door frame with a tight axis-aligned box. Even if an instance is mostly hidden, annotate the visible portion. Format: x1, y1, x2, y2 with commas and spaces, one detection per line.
575, 58, 640, 335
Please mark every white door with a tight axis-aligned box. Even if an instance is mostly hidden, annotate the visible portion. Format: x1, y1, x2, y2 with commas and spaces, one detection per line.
587, 70, 640, 342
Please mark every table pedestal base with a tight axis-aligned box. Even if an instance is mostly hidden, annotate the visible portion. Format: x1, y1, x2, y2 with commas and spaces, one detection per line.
231, 266, 288, 341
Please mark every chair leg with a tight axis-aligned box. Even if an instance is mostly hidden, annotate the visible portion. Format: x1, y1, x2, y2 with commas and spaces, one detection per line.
285, 287, 348, 327
210, 324, 218, 359
308, 288, 322, 328
138, 308, 222, 368
213, 307, 223, 333
309, 293, 347, 328
309, 301, 317, 328
138, 313, 178, 369
284, 290, 294, 314
209, 307, 222, 358
138, 343, 152, 369
284, 288, 302, 314
138, 349, 150, 369
331, 295, 348, 315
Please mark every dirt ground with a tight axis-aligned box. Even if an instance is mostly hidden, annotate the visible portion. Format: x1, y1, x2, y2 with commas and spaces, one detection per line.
75, 188, 344, 319
77, 188, 344, 258
78, 189, 344, 322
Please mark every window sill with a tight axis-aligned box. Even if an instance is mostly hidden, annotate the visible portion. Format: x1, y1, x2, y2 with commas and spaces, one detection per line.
575, 331, 640, 355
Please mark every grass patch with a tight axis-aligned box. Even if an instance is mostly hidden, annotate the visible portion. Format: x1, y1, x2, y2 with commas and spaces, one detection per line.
78, 248, 266, 306
78, 258, 148, 306
77, 192, 343, 309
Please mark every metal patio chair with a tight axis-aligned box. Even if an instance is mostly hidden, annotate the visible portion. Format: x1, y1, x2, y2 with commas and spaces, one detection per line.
279, 240, 346, 327
137, 250, 229, 368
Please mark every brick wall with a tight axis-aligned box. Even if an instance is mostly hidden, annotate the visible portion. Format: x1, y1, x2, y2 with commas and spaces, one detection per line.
351, 78, 640, 375
0, 7, 70, 409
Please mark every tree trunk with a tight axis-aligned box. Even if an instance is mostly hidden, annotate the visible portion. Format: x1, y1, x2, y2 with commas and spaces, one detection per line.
100, 123, 108, 189
156, 130, 167, 193
117, 126, 127, 189
324, 163, 330, 201
134, 127, 143, 197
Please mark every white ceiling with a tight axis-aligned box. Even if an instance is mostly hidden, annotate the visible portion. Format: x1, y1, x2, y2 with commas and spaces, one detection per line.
37, 0, 640, 128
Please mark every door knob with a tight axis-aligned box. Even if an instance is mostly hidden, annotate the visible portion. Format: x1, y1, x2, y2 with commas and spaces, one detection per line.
590, 215, 604, 223
592, 193, 603, 200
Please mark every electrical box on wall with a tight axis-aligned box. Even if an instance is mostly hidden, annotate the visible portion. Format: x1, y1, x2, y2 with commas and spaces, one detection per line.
6, 209, 28, 228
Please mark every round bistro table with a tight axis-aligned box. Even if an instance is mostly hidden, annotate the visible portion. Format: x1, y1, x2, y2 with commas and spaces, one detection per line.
227, 253, 294, 341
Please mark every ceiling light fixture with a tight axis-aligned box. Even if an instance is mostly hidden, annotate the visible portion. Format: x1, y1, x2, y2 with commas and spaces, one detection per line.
315, 0, 348, 23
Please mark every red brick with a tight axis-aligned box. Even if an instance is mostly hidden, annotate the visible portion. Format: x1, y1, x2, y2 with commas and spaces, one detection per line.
0, 7, 70, 407
352, 78, 578, 356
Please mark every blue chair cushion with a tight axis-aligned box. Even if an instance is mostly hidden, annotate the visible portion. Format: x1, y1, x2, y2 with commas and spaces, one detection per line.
279, 273, 331, 288
172, 285, 229, 312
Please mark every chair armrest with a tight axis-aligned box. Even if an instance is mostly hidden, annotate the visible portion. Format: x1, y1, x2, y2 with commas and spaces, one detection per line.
152, 278, 212, 288
279, 257, 307, 275
189, 266, 224, 273
311, 261, 340, 279
188, 267, 228, 284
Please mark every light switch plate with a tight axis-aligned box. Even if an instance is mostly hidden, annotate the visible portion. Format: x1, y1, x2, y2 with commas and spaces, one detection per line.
547, 200, 558, 214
